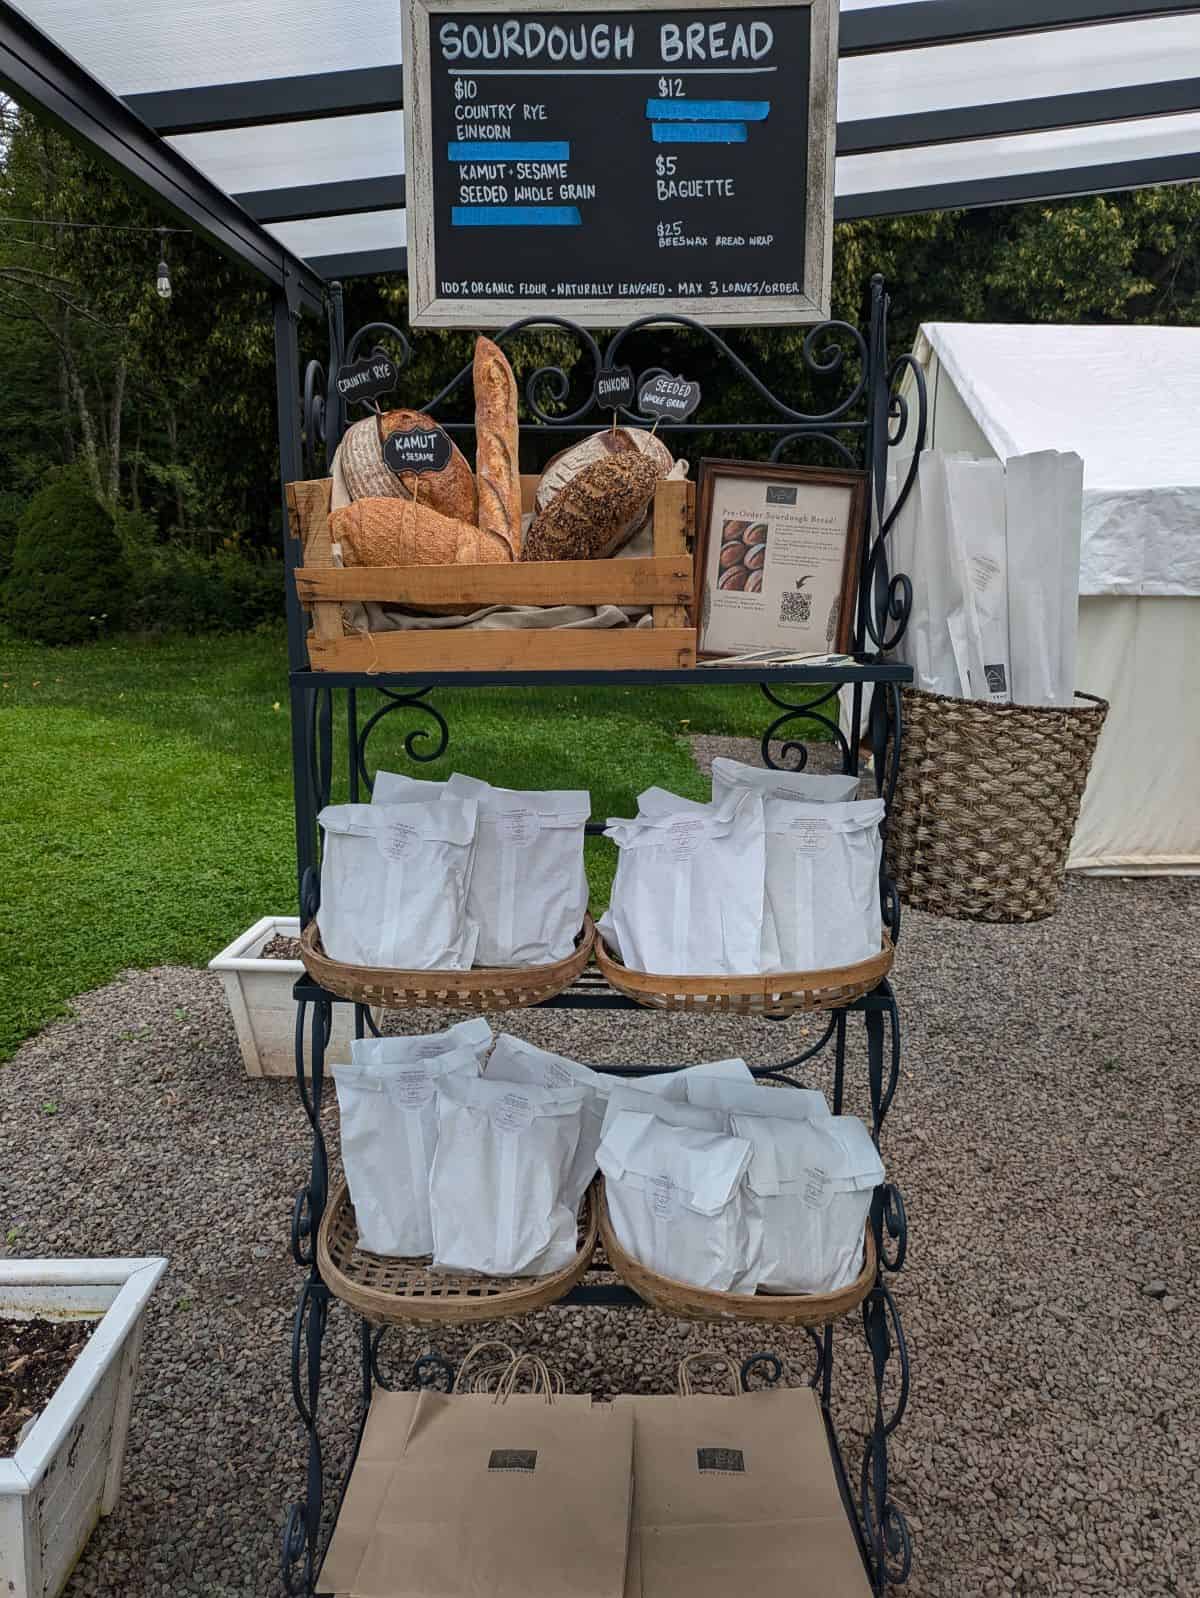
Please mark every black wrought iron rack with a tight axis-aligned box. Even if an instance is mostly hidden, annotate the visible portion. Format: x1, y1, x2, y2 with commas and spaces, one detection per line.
279, 275, 923, 1598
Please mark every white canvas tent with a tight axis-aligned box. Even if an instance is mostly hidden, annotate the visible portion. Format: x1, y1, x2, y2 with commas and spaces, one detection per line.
897, 322, 1200, 874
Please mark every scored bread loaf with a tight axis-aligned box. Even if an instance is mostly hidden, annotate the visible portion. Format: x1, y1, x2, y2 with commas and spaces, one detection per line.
473, 336, 522, 559
331, 497, 512, 566
337, 411, 476, 522
534, 426, 676, 512
523, 452, 662, 562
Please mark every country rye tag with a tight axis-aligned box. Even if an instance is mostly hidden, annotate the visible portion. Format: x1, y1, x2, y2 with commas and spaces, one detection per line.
383, 426, 454, 476
637, 372, 701, 423
334, 349, 399, 406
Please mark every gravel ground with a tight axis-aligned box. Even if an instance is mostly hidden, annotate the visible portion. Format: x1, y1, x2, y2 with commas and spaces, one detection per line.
2, 876, 1198, 1597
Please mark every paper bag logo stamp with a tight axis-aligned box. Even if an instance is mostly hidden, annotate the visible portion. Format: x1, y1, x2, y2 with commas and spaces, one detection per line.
697, 1447, 746, 1474
488, 1449, 538, 1472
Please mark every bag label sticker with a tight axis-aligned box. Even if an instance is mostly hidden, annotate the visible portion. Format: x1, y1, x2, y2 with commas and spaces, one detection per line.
412, 1040, 452, 1059
490, 1092, 535, 1134
697, 1447, 746, 1474
649, 1174, 677, 1219
665, 817, 707, 859
497, 807, 540, 848
787, 816, 832, 852
377, 821, 420, 861
488, 1449, 537, 1472
801, 1167, 833, 1210
393, 1069, 432, 1106
539, 1058, 577, 1089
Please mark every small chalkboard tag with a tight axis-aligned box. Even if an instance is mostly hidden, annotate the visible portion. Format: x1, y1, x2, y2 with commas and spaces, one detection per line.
334, 350, 398, 405
383, 427, 453, 476
594, 365, 635, 412
638, 372, 701, 422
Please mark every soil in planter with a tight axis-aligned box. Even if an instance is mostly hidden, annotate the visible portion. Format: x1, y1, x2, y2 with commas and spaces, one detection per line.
261, 934, 303, 960
1, 1316, 95, 1453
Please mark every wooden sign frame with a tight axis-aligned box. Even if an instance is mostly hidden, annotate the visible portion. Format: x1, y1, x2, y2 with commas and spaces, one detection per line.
402, 0, 838, 328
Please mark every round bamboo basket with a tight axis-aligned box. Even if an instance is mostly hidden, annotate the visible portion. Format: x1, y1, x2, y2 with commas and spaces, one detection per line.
317, 1178, 599, 1325
597, 1181, 876, 1327
594, 932, 893, 1016
300, 915, 595, 1010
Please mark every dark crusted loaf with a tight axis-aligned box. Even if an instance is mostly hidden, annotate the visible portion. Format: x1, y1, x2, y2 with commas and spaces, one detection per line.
523, 453, 661, 562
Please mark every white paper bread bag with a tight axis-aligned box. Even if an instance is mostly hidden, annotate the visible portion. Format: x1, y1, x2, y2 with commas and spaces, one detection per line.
710, 756, 859, 806
445, 773, 590, 967
350, 1017, 493, 1069
600, 789, 773, 975
761, 797, 885, 970
485, 1039, 751, 1211
686, 1072, 830, 1124
332, 1047, 480, 1257
317, 801, 479, 969
730, 1113, 883, 1294
597, 1111, 760, 1293
430, 1074, 585, 1276
600, 1084, 727, 1139
371, 770, 454, 803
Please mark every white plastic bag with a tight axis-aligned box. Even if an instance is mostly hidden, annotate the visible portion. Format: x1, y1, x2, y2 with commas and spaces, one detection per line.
430, 1074, 585, 1276
686, 1073, 830, 1123
317, 801, 479, 969
730, 1112, 882, 1293
709, 757, 858, 806
600, 790, 771, 975
597, 1112, 759, 1294
332, 1046, 480, 1257
350, 1017, 493, 1069
445, 774, 590, 967
760, 797, 884, 970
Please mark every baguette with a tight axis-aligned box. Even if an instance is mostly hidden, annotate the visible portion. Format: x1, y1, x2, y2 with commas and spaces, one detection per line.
331, 497, 512, 566
473, 335, 522, 558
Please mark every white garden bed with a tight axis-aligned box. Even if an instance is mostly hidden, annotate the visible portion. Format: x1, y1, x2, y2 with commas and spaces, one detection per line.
209, 915, 357, 1076
0, 1257, 167, 1598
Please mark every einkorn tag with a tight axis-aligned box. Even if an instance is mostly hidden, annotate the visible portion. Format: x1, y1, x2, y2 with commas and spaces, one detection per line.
489, 1448, 537, 1472
697, 1447, 745, 1474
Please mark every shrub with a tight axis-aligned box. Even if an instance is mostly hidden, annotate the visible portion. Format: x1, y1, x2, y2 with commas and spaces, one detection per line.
5, 472, 130, 643
129, 546, 284, 634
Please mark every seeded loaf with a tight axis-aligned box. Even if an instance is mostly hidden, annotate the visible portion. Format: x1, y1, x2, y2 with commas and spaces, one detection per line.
473, 336, 522, 558
337, 410, 477, 522
534, 426, 676, 512
523, 451, 662, 562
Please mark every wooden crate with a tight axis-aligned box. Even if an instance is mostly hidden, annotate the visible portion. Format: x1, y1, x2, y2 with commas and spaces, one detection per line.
287, 475, 696, 672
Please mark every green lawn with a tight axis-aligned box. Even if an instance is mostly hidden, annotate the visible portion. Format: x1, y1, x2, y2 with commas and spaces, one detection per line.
0, 627, 816, 1060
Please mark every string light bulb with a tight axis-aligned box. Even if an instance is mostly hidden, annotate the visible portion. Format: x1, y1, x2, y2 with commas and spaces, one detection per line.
155, 229, 171, 300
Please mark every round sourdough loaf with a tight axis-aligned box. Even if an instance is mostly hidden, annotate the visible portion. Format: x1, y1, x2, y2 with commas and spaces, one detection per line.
524, 451, 662, 562
337, 410, 477, 523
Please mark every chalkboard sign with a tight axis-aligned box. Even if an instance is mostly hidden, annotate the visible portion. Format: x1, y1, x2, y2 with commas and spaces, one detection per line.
383, 427, 454, 475
595, 365, 635, 411
402, 0, 837, 329
335, 351, 398, 404
638, 372, 701, 420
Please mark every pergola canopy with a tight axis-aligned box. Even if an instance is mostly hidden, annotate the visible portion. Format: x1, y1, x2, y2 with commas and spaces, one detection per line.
7, 0, 1200, 284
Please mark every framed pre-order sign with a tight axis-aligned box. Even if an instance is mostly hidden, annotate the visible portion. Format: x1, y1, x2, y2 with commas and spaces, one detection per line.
401, 0, 838, 327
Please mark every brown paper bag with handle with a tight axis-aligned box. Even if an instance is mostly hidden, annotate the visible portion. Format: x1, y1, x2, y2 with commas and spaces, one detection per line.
618, 1353, 871, 1598
320, 1347, 633, 1598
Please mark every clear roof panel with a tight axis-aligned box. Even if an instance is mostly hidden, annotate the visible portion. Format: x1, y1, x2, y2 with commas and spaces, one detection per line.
13, 0, 1200, 278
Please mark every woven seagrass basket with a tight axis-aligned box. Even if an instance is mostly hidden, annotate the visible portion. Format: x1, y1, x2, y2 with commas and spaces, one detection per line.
886, 688, 1108, 924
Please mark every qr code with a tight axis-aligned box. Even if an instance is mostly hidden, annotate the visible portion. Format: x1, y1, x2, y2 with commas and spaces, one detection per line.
779, 590, 813, 627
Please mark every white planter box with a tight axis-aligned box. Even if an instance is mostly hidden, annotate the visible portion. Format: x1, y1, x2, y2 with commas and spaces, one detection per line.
209, 916, 357, 1077
0, 1257, 167, 1598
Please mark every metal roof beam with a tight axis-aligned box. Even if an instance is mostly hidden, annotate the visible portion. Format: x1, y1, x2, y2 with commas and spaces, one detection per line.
236, 176, 406, 225
842, 0, 1200, 54
839, 75, 1200, 154
0, 1, 325, 314
836, 149, 1200, 216
126, 66, 402, 137
307, 247, 408, 280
